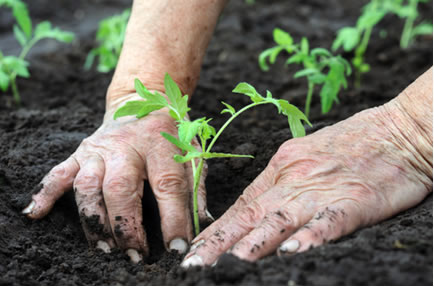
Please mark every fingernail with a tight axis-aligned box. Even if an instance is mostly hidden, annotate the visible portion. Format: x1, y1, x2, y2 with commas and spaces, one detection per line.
190, 239, 205, 251
96, 240, 111, 253
126, 249, 142, 263
181, 254, 203, 268
22, 201, 36, 214
279, 239, 300, 254
205, 209, 215, 221
169, 238, 188, 254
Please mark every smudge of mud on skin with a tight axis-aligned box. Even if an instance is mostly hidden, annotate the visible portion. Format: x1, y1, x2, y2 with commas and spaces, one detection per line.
214, 230, 226, 242
79, 213, 111, 244
250, 243, 261, 253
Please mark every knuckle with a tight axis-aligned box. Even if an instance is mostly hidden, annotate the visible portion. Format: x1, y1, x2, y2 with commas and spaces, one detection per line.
74, 174, 101, 190
154, 173, 187, 195
233, 194, 249, 209
105, 176, 137, 194
273, 208, 299, 228
236, 201, 265, 228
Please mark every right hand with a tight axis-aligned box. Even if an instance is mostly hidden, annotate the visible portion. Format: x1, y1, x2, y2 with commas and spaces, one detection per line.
22, 93, 210, 262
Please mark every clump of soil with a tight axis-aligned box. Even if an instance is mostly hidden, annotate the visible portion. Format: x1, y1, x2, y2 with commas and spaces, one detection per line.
0, 0, 432, 285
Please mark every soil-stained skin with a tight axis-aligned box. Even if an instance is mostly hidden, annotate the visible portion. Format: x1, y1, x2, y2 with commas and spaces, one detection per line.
0, 0, 432, 285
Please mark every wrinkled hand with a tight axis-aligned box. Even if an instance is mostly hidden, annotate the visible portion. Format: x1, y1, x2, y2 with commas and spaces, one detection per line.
182, 105, 432, 266
23, 93, 209, 262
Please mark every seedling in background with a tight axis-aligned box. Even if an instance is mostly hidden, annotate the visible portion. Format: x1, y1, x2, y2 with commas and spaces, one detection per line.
114, 73, 311, 235
84, 9, 130, 73
0, 0, 74, 105
332, 0, 432, 87
259, 28, 351, 118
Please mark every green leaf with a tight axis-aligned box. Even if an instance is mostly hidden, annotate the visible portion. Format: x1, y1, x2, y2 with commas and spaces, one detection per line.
301, 37, 309, 55
174, 151, 202, 163
285, 53, 305, 65
232, 82, 264, 103
258, 46, 283, 71
198, 119, 216, 141
273, 28, 293, 46
221, 101, 236, 115
202, 152, 254, 160
12, 2, 32, 38
411, 22, 433, 37
311, 48, 332, 58
0, 70, 9, 91
134, 79, 168, 105
178, 119, 202, 145
309, 73, 327, 84
161, 132, 196, 153
278, 100, 311, 138
294, 68, 319, 79
13, 25, 27, 46
113, 100, 146, 119
3, 56, 29, 78
356, 9, 386, 29
34, 21, 75, 43
164, 73, 190, 121
332, 27, 360, 52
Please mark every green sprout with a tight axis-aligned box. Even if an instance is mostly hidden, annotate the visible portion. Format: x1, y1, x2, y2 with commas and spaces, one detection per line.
392, 0, 433, 49
114, 73, 311, 235
84, 9, 131, 73
0, 0, 74, 105
259, 28, 351, 118
332, 0, 432, 87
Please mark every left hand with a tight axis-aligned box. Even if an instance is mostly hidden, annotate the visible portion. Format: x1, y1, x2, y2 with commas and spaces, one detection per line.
181, 103, 432, 267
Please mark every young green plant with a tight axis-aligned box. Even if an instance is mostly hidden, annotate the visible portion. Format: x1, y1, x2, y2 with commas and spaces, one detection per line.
114, 73, 311, 235
84, 9, 131, 73
332, 0, 432, 87
0, 0, 74, 105
259, 28, 351, 118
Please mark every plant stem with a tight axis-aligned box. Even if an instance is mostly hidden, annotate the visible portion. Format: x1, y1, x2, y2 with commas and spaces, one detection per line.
305, 81, 314, 118
206, 102, 267, 153
400, 0, 418, 49
192, 158, 204, 236
10, 76, 20, 105
191, 101, 269, 235
10, 37, 39, 105
354, 26, 372, 88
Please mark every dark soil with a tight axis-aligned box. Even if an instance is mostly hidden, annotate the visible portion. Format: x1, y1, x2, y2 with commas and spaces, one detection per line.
0, 0, 432, 285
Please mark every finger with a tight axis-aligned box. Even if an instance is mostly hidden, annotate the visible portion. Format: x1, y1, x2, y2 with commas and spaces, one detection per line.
189, 166, 275, 247
103, 154, 148, 258
183, 184, 291, 267
146, 142, 192, 254
23, 156, 80, 219
228, 200, 311, 261
278, 200, 363, 255
73, 155, 114, 252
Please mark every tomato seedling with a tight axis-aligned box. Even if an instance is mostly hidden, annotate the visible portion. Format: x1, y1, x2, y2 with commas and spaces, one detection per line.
333, 0, 432, 87
84, 9, 130, 73
0, 0, 74, 105
259, 28, 351, 118
114, 73, 311, 235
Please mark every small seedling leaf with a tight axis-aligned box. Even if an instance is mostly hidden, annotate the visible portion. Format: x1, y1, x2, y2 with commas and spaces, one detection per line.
161, 132, 196, 153
0, 70, 9, 91
198, 119, 216, 141
221, 101, 236, 115
13, 25, 27, 47
332, 27, 360, 52
311, 48, 332, 58
202, 152, 254, 160
113, 100, 147, 119
294, 68, 319, 78
232, 82, 264, 103
273, 28, 293, 46
178, 119, 202, 145
12, 2, 32, 38
278, 100, 311, 138
411, 22, 433, 37
164, 73, 190, 121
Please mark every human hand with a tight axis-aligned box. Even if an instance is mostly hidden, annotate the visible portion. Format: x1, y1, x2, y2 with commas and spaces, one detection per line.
181, 102, 432, 267
22, 93, 210, 262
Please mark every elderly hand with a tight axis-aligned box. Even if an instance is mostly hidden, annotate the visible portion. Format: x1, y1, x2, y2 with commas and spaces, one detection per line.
22, 93, 210, 262
181, 68, 433, 266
